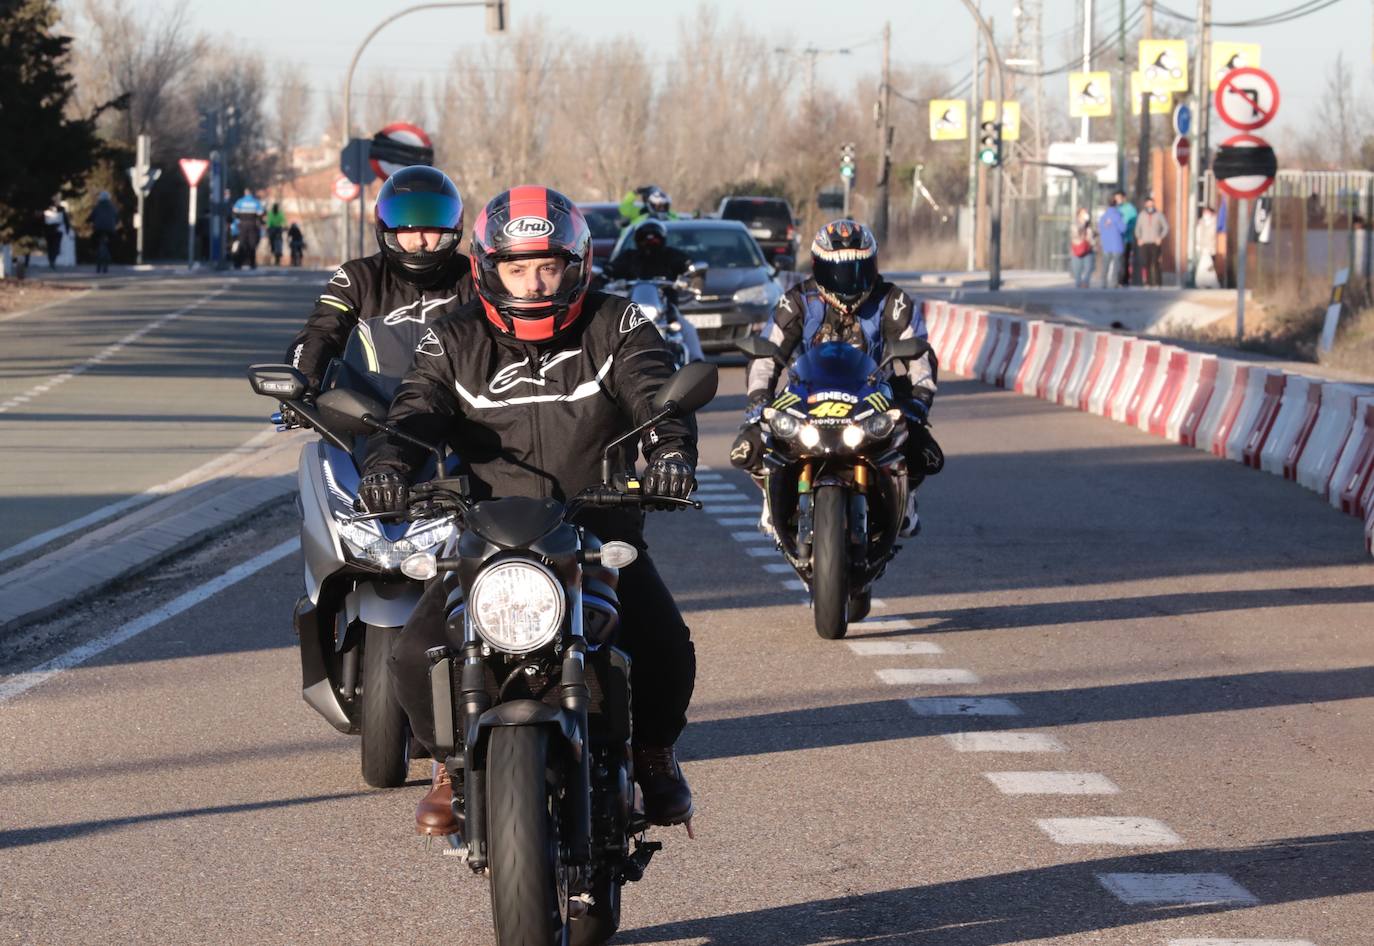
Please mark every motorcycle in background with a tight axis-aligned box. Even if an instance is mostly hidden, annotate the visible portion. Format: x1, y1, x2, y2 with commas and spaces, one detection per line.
736, 335, 926, 640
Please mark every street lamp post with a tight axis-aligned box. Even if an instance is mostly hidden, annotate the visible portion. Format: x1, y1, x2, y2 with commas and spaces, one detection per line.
960, 0, 1006, 291
342, 1, 503, 259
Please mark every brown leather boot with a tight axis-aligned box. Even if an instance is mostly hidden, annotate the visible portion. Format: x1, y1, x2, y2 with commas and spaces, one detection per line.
416, 762, 462, 837
633, 744, 693, 826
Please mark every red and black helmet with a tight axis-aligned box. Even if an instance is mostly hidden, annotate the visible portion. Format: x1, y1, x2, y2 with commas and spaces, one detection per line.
471, 186, 593, 343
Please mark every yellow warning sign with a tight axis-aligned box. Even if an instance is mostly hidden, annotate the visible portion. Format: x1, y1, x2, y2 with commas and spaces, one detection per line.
929, 100, 968, 141
980, 100, 1021, 141
1069, 72, 1112, 118
1138, 39, 1190, 92
1131, 72, 1173, 115
1211, 42, 1261, 89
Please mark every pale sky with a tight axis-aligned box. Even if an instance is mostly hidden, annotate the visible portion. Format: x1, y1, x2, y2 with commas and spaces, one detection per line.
108, 0, 1367, 148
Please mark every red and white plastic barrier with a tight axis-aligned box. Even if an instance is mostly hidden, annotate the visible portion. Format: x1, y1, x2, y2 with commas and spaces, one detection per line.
921, 302, 1374, 558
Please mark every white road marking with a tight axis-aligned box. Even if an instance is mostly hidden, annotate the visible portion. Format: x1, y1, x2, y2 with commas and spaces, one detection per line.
1168, 940, 1315, 945
846, 640, 944, 655
713, 517, 760, 527
694, 471, 724, 481
907, 697, 1021, 716
868, 598, 889, 610
878, 668, 979, 685
699, 503, 758, 513
730, 531, 773, 543
692, 482, 739, 492
0, 538, 298, 705
984, 772, 1120, 795
782, 579, 806, 591
1037, 817, 1182, 846
0, 427, 280, 565
745, 546, 780, 557
943, 732, 1065, 752
0, 285, 229, 415
0, 287, 95, 323
852, 618, 920, 632
762, 563, 793, 573
1096, 873, 1259, 906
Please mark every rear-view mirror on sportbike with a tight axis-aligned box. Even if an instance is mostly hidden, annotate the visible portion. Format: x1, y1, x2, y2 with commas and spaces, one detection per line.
735, 335, 784, 363
652, 361, 718, 417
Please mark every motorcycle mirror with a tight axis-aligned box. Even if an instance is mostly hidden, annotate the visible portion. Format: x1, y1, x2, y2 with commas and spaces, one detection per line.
315, 387, 390, 436
877, 337, 931, 371
735, 335, 783, 361
247, 363, 309, 401
400, 551, 437, 581
687, 260, 710, 277
651, 362, 718, 416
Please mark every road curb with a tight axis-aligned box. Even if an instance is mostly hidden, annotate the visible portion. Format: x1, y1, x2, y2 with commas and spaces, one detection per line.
0, 436, 305, 635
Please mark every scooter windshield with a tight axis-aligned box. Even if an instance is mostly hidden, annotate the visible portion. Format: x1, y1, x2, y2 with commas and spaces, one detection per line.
339, 327, 407, 404
789, 341, 878, 395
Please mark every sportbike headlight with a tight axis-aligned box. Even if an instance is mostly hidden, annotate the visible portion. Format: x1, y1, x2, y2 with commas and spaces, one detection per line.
841, 424, 865, 448
770, 412, 801, 439
797, 424, 821, 448
862, 410, 898, 440
469, 560, 566, 654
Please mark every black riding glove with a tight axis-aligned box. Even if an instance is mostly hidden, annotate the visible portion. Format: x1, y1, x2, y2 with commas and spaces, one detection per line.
358, 471, 409, 514
643, 451, 695, 501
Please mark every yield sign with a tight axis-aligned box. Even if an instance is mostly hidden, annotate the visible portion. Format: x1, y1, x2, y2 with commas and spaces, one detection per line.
1215, 66, 1280, 131
1214, 133, 1277, 200
178, 157, 209, 187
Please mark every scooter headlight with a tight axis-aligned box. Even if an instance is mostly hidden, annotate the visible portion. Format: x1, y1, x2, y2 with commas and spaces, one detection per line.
469, 560, 565, 654
335, 515, 455, 570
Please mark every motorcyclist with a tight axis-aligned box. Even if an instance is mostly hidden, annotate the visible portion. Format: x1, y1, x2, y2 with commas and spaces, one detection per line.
281, 165, 472, 425
357, 186, 699, 837
604, 219, 705, 362
619, 185, 678, 227
731, 219, 942, 537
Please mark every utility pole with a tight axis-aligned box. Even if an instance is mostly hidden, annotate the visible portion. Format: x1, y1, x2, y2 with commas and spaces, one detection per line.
1185, 0, 1210, 285
1136, 0, 1154, 204
873, 21, 893, 243
1115, 0, 1127, 189
774, 45, 852, 116
961, 0, 1006, 291
966, 4, 981, 272
1080, 0, 1094, 143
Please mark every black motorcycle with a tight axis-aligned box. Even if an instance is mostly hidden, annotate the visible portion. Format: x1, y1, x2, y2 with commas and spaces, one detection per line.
336, 362, 717, 946
737, 336, 925, 639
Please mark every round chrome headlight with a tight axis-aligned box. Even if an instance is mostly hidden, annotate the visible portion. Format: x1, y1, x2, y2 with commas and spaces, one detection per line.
469, 560, 565, 654
770, 412, 801, 438
862, 410, 897, 440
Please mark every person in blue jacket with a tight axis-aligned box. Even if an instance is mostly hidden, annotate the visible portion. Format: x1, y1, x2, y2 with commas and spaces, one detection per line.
1098, 194, 1126, 289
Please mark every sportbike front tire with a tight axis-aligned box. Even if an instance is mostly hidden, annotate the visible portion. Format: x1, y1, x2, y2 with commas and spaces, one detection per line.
488, 726, 566, 946
811, 485, 850, 640
360, 624, 409, 788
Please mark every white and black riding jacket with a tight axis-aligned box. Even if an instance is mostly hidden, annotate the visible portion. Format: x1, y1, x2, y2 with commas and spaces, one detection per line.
286, 252, 474, 391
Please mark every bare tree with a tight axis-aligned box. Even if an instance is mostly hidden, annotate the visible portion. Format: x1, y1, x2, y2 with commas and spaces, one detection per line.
1313, 53, 1359, 168
271, 66, 312, 179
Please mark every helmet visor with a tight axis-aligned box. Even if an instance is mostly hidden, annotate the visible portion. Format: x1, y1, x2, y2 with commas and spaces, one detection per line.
377, 189, 462, 231
813, 255, 877, 297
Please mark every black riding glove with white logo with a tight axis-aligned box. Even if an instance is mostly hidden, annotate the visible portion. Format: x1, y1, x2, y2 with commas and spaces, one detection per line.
643, 452, 695, 502
358, 471, 409, 514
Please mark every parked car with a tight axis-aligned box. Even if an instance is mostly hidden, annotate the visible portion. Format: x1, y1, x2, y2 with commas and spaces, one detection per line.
716, 196, 799, 269
608, 219, 783, 353
577, 201, 623, 263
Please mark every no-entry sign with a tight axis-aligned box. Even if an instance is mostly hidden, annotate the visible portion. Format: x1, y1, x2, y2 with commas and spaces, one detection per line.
1214, 133, 1277, 200
1215, 67, 1280, 131
333, 175, 361, 202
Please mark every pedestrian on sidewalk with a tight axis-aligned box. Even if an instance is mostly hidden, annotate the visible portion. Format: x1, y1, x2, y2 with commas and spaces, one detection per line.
42, 198, 70, 270
1070, 206, 1096, 289
1134, 197, 1169, 287
266, 202, 286, 265
1195, 205, 1220, 289
1098, 196, 1126, 289
1117, 190, 1138, 286
88, 191, 118, 274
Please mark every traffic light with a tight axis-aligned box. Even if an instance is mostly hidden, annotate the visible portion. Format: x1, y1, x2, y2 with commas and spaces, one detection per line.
978, 121, 1002, 167
840, 142, 856, 180
486, 0, 508, 34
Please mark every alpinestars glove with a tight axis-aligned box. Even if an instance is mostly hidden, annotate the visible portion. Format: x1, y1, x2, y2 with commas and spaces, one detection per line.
643, 452, 695, 501
358, 471, 409, 514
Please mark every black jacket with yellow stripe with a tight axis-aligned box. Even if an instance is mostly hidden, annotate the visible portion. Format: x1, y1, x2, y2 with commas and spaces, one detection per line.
286, 252, 474, 391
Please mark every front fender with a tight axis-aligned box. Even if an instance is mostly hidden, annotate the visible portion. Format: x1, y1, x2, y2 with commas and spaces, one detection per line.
469, 700, 584, 769
345, 579, 422, 629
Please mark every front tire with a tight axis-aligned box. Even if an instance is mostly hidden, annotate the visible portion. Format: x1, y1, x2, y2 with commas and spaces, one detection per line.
569, 873, 620, 946
488, 727, 565, 946
811, 485, 850, 640
360, 624, 409, 788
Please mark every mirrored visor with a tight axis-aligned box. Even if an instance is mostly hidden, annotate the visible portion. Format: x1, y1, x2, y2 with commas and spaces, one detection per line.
377, 190, 462, 230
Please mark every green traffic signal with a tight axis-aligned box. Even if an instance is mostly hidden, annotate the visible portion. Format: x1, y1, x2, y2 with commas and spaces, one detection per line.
978, 147, 999, 167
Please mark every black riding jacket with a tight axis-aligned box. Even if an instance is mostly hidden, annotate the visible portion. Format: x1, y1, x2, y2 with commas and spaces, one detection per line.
362, 291, 697, 544
286, 252, 474, 391
605, 245, 691, 282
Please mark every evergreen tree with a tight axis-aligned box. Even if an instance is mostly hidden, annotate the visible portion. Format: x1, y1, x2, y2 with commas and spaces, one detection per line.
0, 0, 103, 248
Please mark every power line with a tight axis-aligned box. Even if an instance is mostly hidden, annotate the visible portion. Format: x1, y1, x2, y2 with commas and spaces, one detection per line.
1154, 0, 1345, 27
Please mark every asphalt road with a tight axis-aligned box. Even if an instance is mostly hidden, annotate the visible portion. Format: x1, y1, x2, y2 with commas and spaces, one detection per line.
0, 271, 321, 553
2, 357, 1372, 945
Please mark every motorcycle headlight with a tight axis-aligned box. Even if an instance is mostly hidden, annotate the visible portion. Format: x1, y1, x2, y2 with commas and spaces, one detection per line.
469, 560, 565, 654
733, 283, 772, 305
770, 412, 801, 438
798, 424, 821, 448
862, 410, 898, 440
334, 515, 454, 570
841, 424, 865, 448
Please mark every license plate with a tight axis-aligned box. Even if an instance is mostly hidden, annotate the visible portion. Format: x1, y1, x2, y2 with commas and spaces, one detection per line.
748, 227, 771, 239
684, 313, 723, 329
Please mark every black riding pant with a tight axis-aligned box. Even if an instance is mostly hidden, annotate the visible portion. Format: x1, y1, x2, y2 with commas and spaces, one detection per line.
390, 550, 696, 755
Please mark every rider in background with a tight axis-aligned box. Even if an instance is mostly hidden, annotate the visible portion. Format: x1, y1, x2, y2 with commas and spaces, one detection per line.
266, 201, 287, 265
619, 185, 679, 227
280, 165, 472, 425
604, 219, 705, 362
731, 219, 942, 537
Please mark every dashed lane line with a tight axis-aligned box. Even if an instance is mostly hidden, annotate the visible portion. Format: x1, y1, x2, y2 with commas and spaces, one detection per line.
1095, 873, 1260, 906
847, 640, 944, 655
0, 538, 297, 705
1037, 817, 1183, 846
877, 668, 980, 685
983, 772, 1120, 795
